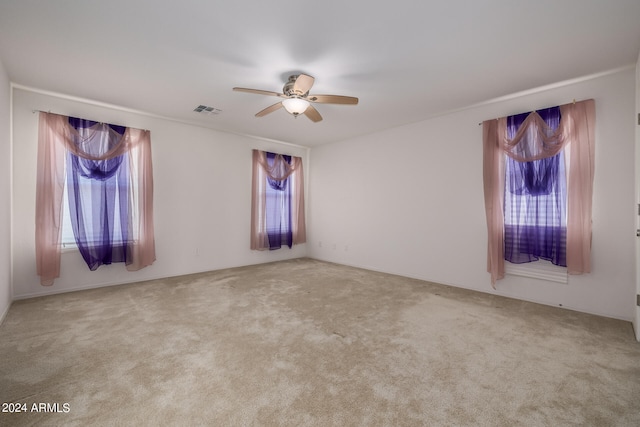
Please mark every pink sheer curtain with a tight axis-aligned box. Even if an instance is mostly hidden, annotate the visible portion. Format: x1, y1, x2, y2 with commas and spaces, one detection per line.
35, 112, 155, 285
251, 150, 306, 250
482, 99, 595, 285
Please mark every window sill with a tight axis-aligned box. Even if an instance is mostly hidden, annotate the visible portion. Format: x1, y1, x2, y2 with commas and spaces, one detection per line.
60, 240, 136, 253
505, 259, 568, 284
61, 243, 78, 253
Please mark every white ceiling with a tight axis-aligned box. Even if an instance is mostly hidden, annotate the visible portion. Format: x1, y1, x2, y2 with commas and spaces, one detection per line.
1, 0, 639, 147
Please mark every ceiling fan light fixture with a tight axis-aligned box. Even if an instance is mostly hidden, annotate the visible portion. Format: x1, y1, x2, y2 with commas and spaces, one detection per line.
282, 97, 310, 116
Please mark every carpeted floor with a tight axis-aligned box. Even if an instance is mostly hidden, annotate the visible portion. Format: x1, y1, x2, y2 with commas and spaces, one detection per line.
1, 258, 639, 426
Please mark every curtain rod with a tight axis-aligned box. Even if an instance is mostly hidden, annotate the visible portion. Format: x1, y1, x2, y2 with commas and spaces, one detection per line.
478, 99, 578, 126
32, 109, 149, 132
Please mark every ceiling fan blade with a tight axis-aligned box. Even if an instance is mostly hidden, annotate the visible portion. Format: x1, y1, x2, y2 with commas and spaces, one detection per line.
293, 74, 315, 95
304, 105, 323, 122
307, 94, 359, 105
255, 102, 283, 117
233, 87, 283, 97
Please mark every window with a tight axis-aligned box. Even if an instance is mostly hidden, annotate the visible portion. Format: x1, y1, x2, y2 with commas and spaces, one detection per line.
264, 155, 294, 248
60, 121, 137, 250
60, 151, 139, 250
503, 107, 567, 267
250, 150, 306, 250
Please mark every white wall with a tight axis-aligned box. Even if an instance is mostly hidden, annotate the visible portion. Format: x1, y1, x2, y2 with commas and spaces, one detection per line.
308, 67, 637, 321
12, 88, 308, 299
0, 59, 11, 321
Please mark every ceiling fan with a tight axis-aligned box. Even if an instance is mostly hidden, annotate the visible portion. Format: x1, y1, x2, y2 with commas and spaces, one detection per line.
233, 73, 358, 122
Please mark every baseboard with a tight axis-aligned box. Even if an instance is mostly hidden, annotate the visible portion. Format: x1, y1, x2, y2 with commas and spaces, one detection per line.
12, 257, 310, 301
11, 256, 633, 325
307, 256, 633, 323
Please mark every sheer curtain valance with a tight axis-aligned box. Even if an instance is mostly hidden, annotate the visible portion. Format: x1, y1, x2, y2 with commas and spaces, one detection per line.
251, 150, 306, 250
482, 99, 595, 285
36, 112, 155, 285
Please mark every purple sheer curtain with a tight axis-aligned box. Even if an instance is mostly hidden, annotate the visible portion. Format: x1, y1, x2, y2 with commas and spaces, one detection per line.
66, 117, 132, 270
265, 152, 293, 249
504, 107, 567, 266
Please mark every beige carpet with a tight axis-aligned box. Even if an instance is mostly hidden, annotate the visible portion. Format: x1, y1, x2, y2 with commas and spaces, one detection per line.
1, 258, 639, 426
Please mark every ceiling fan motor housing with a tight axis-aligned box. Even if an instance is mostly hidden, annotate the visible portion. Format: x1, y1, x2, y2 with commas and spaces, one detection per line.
283, 75, 308, 97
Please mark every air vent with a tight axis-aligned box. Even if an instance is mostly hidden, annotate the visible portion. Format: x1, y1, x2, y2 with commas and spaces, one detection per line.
193, 105, 222, 115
